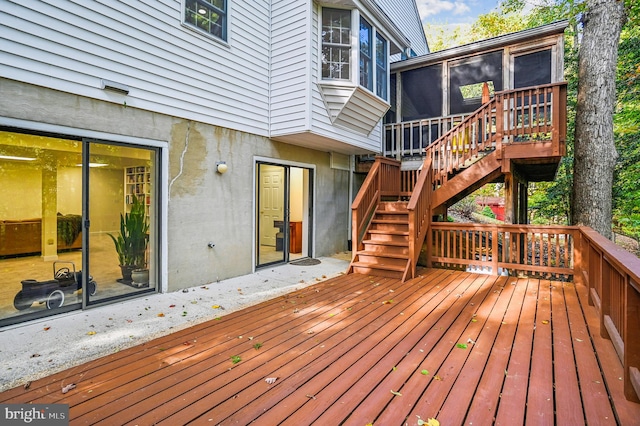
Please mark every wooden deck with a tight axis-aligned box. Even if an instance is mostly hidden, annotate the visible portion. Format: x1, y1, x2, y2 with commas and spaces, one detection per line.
2, 269, 640, 425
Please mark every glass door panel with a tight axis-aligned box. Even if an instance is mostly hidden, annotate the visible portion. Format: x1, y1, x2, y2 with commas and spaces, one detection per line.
0, 131, 83, 326
87, 142, 157, 304
256, 163, 286, 267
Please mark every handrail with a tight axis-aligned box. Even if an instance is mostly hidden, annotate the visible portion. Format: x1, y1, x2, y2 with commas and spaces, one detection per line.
350, 157, 401, 265
576, 226, 640, 402
421, 82, 567, 189
404, 158, 433, 281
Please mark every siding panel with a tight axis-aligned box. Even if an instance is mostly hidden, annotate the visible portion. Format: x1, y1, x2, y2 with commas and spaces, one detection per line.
0, 0, 271, 135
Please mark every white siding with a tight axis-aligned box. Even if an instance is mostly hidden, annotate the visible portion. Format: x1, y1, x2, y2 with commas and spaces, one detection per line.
270, 0, 311, 135
0, 0, 271, 136
376, 0, 429, 57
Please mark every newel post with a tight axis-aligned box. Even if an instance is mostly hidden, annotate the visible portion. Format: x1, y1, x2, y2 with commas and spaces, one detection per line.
492, 227, 499, 275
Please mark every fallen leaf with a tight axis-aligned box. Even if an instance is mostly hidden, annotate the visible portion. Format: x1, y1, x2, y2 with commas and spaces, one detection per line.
126, 319, 133, 323
24, 382, 31, 390
426, 419, 440, 426
456, 343, 468, 349
231, 355, 242, 364
212, 305, 221, 309
87, 331, 97, 335
182, 311, 188, 316
253, 342, 263, 350
382, 300, 394, 304
306, 394, 317, 399
421, 369, 429, 375
471, 318, 477, 322
201, 286, 209, 290
467, 338, 476, 345
541, 320, 549, 325
43, 327, 50, 331
169, 304, 176, 308
61, 383, 76, 394
190, 301, 198, 304
265, 377, 278, 384
390, 390, 402, 396
434, 375, 442, 381
576, 338, 583, 342
392, 366, 397, 371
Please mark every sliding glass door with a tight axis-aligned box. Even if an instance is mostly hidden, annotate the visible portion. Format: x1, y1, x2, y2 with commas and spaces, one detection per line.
0, 130, 159, 326
256, 162, 312, 268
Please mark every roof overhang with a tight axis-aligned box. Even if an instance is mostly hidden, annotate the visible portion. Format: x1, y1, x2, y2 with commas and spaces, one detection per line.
392, 20, 569, 72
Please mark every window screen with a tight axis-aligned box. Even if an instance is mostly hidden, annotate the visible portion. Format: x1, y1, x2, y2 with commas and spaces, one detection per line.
401, 64, 443, 121
514, 49, 552, 88
449, 50, 503, 114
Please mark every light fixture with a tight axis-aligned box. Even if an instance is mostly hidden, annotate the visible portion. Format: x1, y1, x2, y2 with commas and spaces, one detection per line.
198, 8, 206, 14
0, 155, 36, 161
101, 79, 130, 95
75, 163, 108, 168
216, 161, 228, 174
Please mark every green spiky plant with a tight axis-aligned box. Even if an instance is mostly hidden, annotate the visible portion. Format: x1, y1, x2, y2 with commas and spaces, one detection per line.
108, 196, 149, 270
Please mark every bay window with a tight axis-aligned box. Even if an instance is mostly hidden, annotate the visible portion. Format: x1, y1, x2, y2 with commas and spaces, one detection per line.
321, 7, 389, 101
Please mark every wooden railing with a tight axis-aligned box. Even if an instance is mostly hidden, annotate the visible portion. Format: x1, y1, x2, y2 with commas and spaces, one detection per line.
405, 158, 433, 281
384, 114, 468, 158
425, 83, 567, 188
350, 157, 401, 258
426, 222, 640, 402
429, 223, 575, 279
576, 227, 640, 402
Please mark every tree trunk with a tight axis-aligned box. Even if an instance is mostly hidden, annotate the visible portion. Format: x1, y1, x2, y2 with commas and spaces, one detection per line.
572, 0, 626, 239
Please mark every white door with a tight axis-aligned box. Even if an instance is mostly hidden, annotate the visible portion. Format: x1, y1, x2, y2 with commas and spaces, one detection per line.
259, 165, 284, 247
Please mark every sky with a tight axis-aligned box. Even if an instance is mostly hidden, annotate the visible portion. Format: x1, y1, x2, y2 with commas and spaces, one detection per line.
416, 0, 501, 26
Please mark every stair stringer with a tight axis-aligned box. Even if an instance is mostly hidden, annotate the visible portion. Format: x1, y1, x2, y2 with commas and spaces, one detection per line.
431, 150, 503, 212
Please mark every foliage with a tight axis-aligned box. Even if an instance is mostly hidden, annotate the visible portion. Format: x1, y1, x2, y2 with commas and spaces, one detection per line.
481, 206, 496, 219
108, 196, 149, 268
450, 196, 477, 218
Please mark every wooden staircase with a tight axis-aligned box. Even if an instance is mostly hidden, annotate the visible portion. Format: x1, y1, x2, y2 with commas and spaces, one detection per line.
350, 201, 410, 279
349, 83, 567, 281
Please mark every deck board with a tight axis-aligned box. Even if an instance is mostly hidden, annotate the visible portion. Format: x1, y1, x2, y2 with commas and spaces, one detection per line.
2, 269, 640, 425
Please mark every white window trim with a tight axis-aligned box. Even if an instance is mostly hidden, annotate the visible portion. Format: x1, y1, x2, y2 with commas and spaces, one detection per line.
180, 0, 231, 47
319, 7, 389, 102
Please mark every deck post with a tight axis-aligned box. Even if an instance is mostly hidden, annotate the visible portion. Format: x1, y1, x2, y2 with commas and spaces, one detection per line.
492, 227, 499, 275
624, 280, 640, 402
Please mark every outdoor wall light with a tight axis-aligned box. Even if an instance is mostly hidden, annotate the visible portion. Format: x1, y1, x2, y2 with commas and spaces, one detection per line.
216, 161, 228, 174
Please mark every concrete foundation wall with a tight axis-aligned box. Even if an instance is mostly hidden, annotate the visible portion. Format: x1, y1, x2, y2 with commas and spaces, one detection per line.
0, 78, 350, 291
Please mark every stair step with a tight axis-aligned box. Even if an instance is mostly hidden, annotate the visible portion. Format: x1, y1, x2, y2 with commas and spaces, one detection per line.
362, 239, 408, 247
372, 218, 409, 224
357, 250, 409, 260
351, 261, 405, 272
377, 202, 409, 212
368, 229, 409, 236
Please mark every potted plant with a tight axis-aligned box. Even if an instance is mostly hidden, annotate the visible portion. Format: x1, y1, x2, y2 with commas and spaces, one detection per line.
108, 196, 149, 283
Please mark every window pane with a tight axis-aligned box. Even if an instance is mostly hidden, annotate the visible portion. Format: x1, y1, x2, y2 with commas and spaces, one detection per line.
376, 33, 387, 99
185, 0, 227, 40
88, 144, 158, 305
359, 18, 373, 90
321, 8, 351, 80
0, 132, 83, 326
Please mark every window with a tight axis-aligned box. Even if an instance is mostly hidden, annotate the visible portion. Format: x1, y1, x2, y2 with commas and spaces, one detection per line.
375, 33, 387, 99
359, 18, 373, 90
321, 8, 389, 101
321, 8, 351, 80
185, 0, 227, 41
